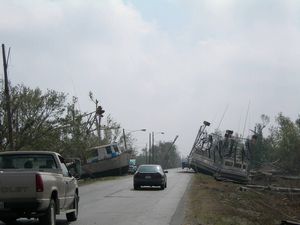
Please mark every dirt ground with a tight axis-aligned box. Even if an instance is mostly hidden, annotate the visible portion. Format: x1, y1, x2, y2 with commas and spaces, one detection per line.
183, 171, 300, 225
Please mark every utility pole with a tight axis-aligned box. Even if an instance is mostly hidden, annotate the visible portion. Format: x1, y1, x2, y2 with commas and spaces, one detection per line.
152, 131, 154, 163
148, 133, 151, 164
2, 44, 13, 150
145, 143, 148, 164
95, 100, 101, 143
151, 131, 164, 164
94, 100, 105, 144
123, 129, 127, 151
163, 135, 179, 169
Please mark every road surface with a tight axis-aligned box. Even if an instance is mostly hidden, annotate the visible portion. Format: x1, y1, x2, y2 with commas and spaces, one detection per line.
1, 168, 192, 225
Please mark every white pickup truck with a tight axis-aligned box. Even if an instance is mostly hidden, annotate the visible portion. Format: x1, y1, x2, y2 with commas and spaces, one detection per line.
0, 151, 79, 225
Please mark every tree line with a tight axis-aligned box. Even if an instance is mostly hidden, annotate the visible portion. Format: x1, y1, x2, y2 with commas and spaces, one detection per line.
251, 113, 300, 174
3, 84, 298, 172
0, 84, 135, 161
0, 84, 182, 167
136, 141, 181, 169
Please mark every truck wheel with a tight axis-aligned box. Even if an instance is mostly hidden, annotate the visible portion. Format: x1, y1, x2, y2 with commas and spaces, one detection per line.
39, 199, 56, 225
66, 193, 79, 222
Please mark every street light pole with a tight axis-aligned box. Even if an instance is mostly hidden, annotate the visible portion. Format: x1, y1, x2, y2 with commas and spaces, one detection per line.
150, 131, 164, 164
123, 128, 147, 152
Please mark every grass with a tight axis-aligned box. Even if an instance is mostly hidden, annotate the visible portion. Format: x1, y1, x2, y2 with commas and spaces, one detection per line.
183, 173, 300, 225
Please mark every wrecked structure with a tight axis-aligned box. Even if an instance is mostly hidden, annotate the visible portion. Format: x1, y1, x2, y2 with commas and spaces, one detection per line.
188, 121, 257, 183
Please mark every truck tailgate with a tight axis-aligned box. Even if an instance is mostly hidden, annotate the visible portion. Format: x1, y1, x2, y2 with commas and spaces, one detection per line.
0, 171, 37, 200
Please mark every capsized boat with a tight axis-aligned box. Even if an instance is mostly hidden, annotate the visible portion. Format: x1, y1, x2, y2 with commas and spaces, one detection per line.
81, 142, 130, 178
189, 121, 256, 183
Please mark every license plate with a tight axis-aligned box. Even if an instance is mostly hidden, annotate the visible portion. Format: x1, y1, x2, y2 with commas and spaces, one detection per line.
0, 202, 4, 209
145, 176, 151, 179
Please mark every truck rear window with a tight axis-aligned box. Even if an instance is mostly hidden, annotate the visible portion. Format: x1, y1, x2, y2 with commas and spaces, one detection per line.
0, 154, 57, 169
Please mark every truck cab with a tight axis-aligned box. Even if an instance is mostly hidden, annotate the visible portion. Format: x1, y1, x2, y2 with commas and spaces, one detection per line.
0, 151, 79, 225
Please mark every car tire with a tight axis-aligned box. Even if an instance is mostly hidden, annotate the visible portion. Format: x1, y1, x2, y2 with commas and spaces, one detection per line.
165, 182, 167, 188
39, 199, 56, 225
66, 193, 79, 222
160, 184, 165, 190
134, 184, 139, 190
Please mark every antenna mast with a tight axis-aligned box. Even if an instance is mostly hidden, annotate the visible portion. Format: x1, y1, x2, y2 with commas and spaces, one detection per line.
217, 104, 229, 130
242, 101, 251, 138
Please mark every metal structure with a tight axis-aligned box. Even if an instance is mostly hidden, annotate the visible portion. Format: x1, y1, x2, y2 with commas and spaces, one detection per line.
188, 121, 256, 183
189, 121, 211, 158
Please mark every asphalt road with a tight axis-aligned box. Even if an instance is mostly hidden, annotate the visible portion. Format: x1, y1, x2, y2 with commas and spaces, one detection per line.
1, 168, 192, 225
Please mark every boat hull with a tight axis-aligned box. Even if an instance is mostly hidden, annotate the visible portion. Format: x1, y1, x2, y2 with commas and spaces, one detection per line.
218, 166, 249, 183
190, 153, 220, 175
190, 153, 249, 183
81, 151, 130, 178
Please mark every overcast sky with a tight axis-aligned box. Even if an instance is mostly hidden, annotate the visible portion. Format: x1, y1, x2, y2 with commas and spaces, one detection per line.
1, 0, 300, 156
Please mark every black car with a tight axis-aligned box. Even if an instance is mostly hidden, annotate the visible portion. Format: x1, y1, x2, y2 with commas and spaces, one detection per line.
133, 164, 168, 190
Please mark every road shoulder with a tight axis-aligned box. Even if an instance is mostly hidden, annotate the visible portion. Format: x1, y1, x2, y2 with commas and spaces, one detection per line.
170, 171, 193, 225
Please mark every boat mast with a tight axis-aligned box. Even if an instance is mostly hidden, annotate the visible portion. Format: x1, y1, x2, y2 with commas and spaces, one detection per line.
242, 101, 251, 138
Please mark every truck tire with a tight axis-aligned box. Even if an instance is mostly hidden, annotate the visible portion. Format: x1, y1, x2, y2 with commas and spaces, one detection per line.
39, 199, 56, 225
66, 193, 79, 222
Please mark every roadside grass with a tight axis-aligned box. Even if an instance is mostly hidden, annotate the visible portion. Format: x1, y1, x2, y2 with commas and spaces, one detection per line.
184, 173, 300, 225
78, 174, 130, 186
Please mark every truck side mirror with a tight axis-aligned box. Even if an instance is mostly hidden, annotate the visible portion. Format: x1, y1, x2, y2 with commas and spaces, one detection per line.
69, 168, 80, 179
66, 158, 81, 179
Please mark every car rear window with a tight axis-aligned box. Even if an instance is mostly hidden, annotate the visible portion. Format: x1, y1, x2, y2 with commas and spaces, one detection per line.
0, 154, 57, 169
138, 165, 162, 173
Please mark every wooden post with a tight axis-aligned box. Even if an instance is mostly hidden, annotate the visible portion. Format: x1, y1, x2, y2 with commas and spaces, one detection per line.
2, 44, 13, 150
152, 131, 154, 163
148, 133, 151, 164
95, 100, 101, 143
123, 129, 127, 151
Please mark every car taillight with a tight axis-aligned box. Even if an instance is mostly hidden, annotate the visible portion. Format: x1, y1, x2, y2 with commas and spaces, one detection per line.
134, 172, 141, 178
36, 174, 44, 192
154, 173, 162, 178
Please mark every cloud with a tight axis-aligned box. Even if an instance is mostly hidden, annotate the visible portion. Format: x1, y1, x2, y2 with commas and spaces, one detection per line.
1, 0, 300, 155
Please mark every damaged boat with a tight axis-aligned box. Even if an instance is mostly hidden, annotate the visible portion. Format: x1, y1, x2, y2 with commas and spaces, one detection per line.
81, 142, 130, 178
188, 121, 257, 183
